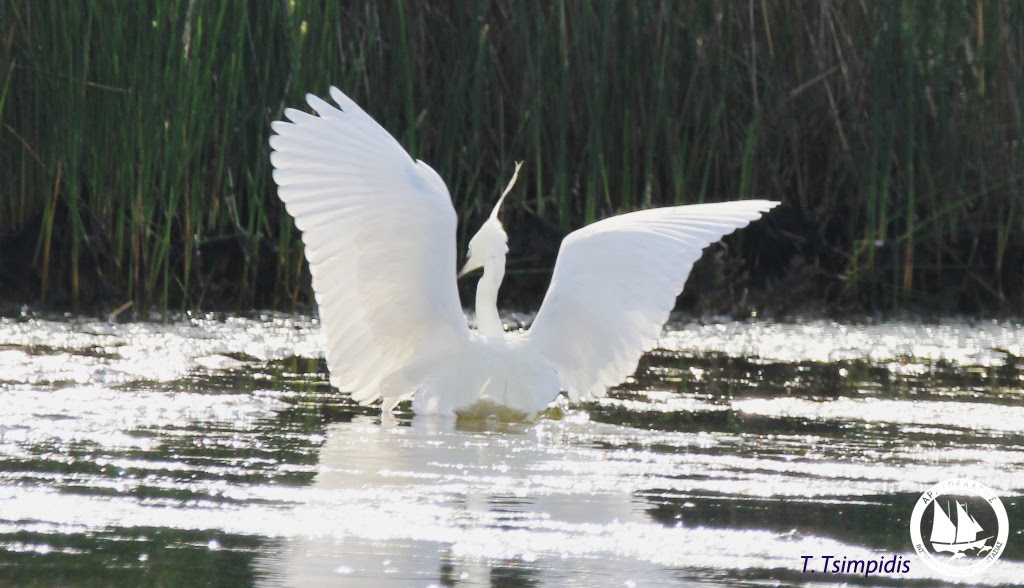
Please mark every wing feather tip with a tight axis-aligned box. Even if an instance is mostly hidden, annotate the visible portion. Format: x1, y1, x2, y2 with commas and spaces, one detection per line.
269, 120, 291, 136
283, 107, 305, 120
329, 86, 349, 108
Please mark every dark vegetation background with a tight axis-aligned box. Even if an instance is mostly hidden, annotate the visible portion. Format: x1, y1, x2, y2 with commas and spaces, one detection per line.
1, 1, 1022, 316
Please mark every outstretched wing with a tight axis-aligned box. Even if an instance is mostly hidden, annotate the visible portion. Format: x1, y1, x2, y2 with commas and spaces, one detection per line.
522, 200, 778, 401
269, 87, 469, 406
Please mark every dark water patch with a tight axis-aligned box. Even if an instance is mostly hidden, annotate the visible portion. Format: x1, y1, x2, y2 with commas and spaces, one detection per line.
643, 491, 1024, 564
0, 527, 265, 587
643, 491, 919, 552
685, 566, 959, 588
640, 351, 1024, 406
0, 343, 122, 360
585, 401, 868, 438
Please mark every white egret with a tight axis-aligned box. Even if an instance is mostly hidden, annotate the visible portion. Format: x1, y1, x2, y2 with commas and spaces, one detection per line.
270, 87, 778, 418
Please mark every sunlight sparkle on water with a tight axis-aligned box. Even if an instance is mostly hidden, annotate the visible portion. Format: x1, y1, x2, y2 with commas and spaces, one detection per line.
0, 315, 1021, 585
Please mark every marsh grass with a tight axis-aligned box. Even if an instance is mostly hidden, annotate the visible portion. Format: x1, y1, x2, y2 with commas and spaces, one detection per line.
1, 1, 1022, 313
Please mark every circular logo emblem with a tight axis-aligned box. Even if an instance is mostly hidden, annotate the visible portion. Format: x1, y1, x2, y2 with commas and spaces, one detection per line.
910, 479, 1008, 577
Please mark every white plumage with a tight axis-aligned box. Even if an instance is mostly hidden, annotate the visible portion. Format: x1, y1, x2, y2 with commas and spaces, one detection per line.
270, 87, 778, 417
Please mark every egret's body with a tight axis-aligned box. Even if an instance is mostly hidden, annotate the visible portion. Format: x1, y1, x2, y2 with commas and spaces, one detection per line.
270, 87, 778, 418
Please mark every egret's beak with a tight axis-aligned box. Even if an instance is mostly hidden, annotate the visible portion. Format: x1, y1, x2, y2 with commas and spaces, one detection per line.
457, 260, 478, 279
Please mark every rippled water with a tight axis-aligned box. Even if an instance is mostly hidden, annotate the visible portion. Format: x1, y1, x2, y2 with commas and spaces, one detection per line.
0, 314, 1021, 586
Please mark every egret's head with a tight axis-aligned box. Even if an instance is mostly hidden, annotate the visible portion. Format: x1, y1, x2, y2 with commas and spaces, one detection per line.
458, 162, 522, 278
459, 218, 508, 277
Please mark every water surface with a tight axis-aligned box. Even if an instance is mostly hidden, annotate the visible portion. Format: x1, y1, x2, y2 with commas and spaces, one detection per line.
0, 314, 1021, 586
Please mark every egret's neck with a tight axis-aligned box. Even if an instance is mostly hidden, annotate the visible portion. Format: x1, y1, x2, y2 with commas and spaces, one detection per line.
475, 256, 505, 337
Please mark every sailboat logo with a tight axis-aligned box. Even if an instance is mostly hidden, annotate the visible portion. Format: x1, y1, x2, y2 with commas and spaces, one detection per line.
910, 479, 1008, 577
928, 499, 992, 557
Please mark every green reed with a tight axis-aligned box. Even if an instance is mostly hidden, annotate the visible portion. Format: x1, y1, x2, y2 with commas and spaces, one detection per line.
1, 1, 1022, 313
